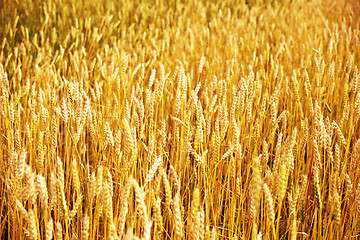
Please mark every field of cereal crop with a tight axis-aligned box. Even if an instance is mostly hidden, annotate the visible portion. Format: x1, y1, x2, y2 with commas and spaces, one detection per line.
0, 0, 360, 239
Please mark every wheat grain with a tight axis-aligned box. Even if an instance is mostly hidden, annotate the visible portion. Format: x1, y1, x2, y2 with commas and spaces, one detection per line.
27, 209, 38, 240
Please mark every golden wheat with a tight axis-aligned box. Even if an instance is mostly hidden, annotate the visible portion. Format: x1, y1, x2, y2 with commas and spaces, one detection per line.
1, 0, 360, 239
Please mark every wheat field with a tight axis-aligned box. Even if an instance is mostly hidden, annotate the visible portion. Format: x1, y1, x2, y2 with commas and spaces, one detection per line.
0, 0, 360, 239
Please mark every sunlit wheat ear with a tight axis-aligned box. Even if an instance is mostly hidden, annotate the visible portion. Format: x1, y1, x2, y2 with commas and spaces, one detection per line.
298, 174, 308, 214
104, 121, 114, 149
56, 157, 64, 189
143, 217, 152, 240
210, 120, 220, 164
0, 63, 8, 87
23, 165, 37, 206
344, 174, 353, 203
270, 88, 279, 128
340, 82, 349, 124
263, 183, 275, 225
162, 170, 173, 217
198, 56, 206, 75
15, 150, 25, 183
70, 194, 82, 219
36, 174, 49, 210
15, 198, 28, 218
354, 92, 360, 120
15, 128, 21, 150
114, 129, 122, 156
354, 183, 360, 214
289, 187, 299, 218
49, 172, 57, 211
350, 139, 360, 173
245, 90, 254, 125
150, 190, 163, 234
250, 155, 261, 240
272, 131, 283, 174
118, 178, 131, 237
313, 167, 322, 209
55, 222, 63, 240
332, 121, 346, 146
173, 191, 183, 239
189, 187, 200, 240
85, 171, 94, 204
155, 63, 165, 102
9, 148, 16, 176
313, 139, 322, 169
27, 209, 38, 240
198, 206, 205, 240
101, 176, 113, 223
122, 118, 135, 157
132, 179, 151, 240
81, 214, 90, 240
144, 156, 162, 184
147, 90, 155, 122
333, 189, 341, 225
180, 66, 188, 105
45, 218, 53, 240
109, 221, 119, 240
205, 226, 211, 240
220, 98, 229, 140
221, 144, 234, 163
51, 114, 58, 157
277, 164, 288, 204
